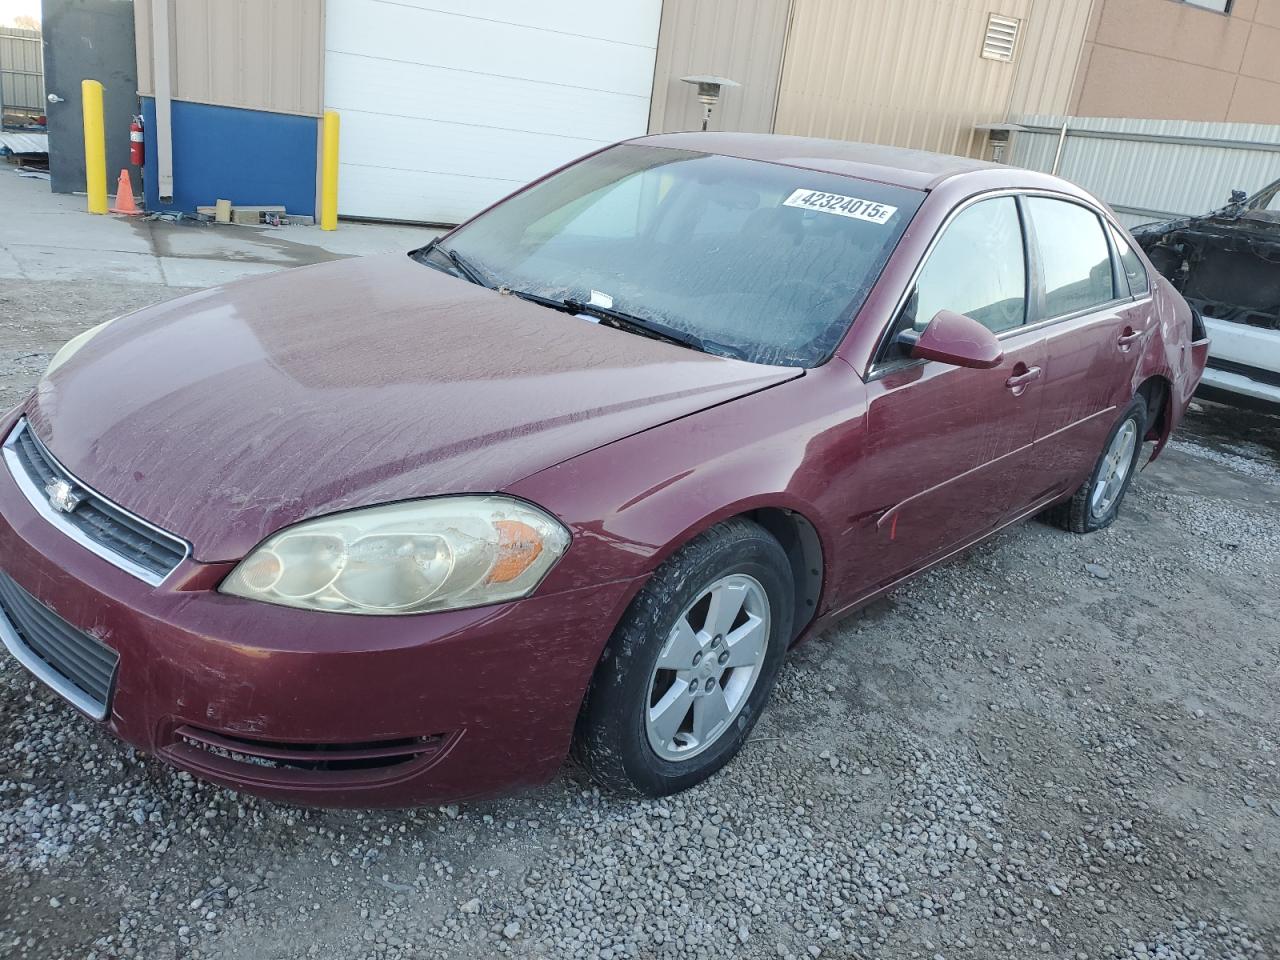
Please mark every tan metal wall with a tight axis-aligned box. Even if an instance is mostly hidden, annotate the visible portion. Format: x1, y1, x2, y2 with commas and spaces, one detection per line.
774, 0, 1058, 158
1008, 0, 1095, 118
648, 0, 792, 134
135, 0, 325, 116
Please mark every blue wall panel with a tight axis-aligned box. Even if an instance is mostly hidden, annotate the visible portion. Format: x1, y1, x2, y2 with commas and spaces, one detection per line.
140, 98, 318, 217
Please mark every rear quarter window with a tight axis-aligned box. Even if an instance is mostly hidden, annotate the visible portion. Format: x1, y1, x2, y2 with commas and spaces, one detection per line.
1109, 224, 1150, 297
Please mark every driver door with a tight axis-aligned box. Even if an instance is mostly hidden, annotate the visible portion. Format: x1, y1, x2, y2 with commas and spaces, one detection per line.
842, 195, 1048, 597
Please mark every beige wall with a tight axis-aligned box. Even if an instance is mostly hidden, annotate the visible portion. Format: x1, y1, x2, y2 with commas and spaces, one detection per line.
648, 0, 792, 134
773, 0, 1051, 158
1071, 0, 1280, 122
135, 0, 325, 117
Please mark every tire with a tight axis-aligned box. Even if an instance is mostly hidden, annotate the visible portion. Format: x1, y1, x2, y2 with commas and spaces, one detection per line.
574, 518, 795, 797
1048, 395, 1148, 534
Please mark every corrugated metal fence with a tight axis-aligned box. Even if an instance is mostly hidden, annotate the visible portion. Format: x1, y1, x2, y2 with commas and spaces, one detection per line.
0, 27, 44, 120
1010, 114, 1280, 228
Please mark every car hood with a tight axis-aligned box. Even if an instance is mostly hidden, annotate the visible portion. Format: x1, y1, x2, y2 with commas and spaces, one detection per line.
28, 254, 798, 562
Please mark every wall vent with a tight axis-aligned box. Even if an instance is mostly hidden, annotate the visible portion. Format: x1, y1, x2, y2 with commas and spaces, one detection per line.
981, 14, 1021, 62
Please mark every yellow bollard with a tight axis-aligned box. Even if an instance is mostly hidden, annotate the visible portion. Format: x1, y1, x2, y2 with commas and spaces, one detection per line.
320, 110, 340, 231
81, 79, 108, 215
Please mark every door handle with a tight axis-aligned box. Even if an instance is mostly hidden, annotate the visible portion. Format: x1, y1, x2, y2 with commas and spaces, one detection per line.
1117, 329, 1144, 347
1005, 366, 1042, 389
47, 93, 65, 104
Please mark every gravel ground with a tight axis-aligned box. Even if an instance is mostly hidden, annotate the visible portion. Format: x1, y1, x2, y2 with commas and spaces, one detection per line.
2, 278, 1278, 960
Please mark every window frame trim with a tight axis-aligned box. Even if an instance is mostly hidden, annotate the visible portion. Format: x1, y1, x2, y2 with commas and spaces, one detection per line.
866, 187, 1151, 381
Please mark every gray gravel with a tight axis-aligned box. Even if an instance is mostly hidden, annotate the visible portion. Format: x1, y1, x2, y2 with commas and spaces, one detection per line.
2, 278, 1278, 959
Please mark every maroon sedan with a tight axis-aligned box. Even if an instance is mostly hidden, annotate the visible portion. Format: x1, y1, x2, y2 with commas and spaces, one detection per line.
0, 134, 1208, 806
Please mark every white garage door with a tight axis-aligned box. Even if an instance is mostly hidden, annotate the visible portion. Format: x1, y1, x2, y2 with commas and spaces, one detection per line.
324, 0, 663, 224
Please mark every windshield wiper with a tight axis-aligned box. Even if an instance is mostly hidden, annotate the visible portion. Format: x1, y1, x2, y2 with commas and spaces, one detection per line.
497, 287, 747, 360
563, 299, 747, 359
414, 240, 491, 288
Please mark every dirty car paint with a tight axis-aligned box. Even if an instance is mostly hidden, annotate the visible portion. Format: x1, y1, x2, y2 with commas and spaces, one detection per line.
0, 134, 1208, 807
27, 254, 798, 561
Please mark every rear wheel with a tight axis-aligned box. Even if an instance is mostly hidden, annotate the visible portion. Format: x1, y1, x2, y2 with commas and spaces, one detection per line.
1049, 396, 1148, 534
574, 518, 794, 797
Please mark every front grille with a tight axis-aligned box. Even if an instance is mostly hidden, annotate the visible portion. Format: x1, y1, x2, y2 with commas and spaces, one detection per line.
3, 420, 188, 583
0, 571, 118, 719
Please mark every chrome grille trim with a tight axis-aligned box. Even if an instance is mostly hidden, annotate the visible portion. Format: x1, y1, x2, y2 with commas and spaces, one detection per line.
0, 571, 117, 720
2, 419, 190, 586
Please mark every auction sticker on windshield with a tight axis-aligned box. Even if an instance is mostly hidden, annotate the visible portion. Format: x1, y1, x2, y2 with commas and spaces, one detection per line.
783, 189, 898, 225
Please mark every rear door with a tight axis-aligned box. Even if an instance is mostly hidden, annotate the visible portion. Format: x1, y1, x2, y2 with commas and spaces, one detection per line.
841, 195, 1047, 598
1017, 197, 1153, 504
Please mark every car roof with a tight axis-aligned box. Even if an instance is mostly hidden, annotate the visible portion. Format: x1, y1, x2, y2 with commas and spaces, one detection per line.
632, 131, 1053, 193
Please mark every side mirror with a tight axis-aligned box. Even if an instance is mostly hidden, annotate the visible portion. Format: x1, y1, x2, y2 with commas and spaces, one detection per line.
894, 309, 1004, 369
1229, 189, 1248, 205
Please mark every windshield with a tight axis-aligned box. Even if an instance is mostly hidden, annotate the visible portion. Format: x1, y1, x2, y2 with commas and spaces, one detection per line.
434, 144, 923, 366
1245, 177, 1280, 216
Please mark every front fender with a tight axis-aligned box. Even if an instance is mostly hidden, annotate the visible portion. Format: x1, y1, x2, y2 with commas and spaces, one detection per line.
506, 363, 864, 606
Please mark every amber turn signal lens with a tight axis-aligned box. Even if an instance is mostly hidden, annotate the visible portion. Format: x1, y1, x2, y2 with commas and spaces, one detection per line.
487, 519, 545, 584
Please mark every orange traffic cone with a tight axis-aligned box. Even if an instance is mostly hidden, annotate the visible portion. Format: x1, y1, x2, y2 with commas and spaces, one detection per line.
109, 169, 143, 216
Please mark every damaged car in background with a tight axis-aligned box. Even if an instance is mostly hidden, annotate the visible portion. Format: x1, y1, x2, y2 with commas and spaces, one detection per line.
1132, 176, 1280, 410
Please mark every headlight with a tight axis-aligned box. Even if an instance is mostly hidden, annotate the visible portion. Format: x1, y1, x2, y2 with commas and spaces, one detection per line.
219, 496, 570, 615
45, 319, 114, 379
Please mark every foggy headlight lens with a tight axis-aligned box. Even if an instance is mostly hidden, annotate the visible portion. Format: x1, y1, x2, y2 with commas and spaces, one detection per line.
220, 497, 569, 615
45, 319, 114, 379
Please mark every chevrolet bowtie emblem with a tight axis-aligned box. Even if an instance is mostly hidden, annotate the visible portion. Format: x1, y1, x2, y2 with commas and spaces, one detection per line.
45, 478, 84, 514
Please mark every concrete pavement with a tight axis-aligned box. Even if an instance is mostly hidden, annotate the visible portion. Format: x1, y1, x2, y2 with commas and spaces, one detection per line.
0, 167, 443, 289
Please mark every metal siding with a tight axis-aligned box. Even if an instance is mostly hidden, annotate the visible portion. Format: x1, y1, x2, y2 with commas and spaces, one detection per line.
1007, 0, 1095, 118
139, 96, 319, 215
773, 0, 1039, 158
0, 27, 44, 117
1011, 114, 1280, 224
647, 0, 792, 134
134, 0, 323, 116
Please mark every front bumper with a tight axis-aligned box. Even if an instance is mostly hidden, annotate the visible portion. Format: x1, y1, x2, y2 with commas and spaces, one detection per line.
0, 431, 640, 807
1196, 317, 1280, 409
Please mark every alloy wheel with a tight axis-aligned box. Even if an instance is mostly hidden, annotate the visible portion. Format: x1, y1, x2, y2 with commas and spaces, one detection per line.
1091, 418, 1139, 518
643, 574, 771, 762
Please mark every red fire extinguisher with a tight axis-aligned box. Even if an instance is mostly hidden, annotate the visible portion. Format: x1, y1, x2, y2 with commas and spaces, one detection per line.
130, 115, 145, 166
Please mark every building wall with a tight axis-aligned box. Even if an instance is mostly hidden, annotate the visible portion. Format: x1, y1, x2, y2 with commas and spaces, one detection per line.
134, 0, 324, 116
1071, 0, 1280, 123
0, 26, 44, 118
132, 0, 325, 216
1007, 0, 1095, 118
773, 0, 1062, 158
647, 0, 792, 134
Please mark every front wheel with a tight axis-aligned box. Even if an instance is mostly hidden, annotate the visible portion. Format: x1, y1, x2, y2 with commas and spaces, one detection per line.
1050, 395, 1148, 534
574, 518, 795, 797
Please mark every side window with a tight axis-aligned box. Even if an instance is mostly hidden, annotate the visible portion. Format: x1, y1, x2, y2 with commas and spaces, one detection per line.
907, 196, 1027, 335
1025, 198, 1116, 316
1109, 224, 1149, 296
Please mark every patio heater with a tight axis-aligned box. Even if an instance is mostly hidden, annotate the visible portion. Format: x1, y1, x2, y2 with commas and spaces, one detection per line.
680, 75, 740, 131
